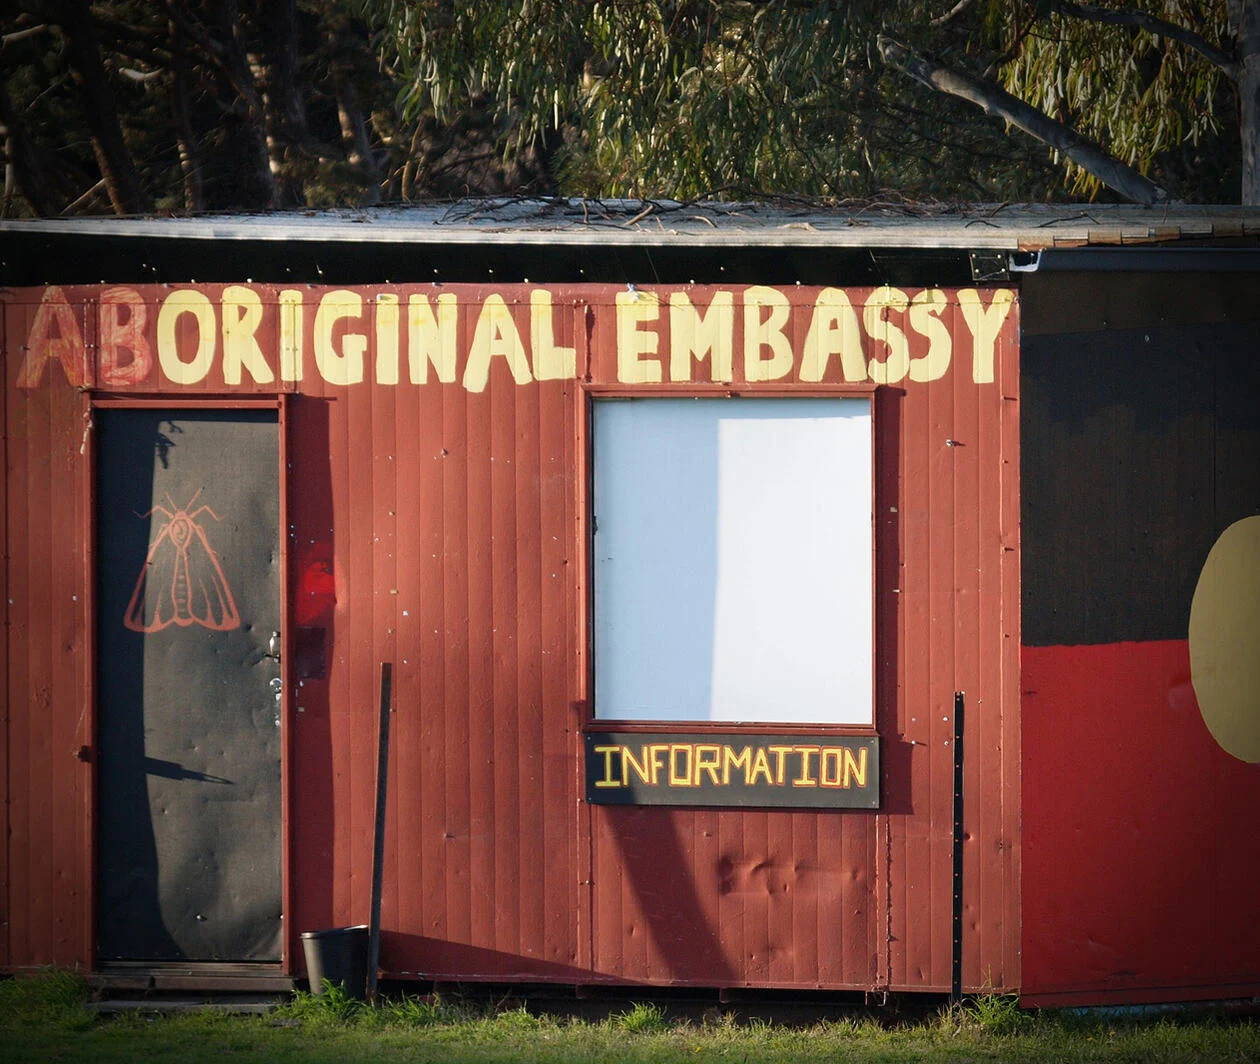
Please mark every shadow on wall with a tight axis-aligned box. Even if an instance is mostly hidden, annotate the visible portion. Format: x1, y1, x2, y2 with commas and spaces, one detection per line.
287, 397, 338, 960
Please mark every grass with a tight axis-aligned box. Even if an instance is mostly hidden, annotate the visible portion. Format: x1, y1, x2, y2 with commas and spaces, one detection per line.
2, 972, 1259, 1063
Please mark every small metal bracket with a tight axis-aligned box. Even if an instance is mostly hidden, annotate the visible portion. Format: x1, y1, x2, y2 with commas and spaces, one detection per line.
969, 250, 1010, 283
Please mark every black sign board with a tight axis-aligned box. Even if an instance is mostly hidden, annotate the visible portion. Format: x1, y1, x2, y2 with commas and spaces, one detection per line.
585, 732, 879, 809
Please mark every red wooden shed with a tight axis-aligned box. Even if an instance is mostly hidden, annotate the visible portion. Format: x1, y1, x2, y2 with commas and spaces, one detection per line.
0, 202, 1257, 1006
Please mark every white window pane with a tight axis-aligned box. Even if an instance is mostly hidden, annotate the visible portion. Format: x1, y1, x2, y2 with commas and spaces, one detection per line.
593, 397, 872, 725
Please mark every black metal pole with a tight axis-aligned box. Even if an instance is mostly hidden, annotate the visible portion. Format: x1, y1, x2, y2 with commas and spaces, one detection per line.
951, 690, 965, 1003
367, 662, 392, 1001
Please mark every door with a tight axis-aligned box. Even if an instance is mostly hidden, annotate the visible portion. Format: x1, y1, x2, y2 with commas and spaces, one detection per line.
95, 408, 282, 963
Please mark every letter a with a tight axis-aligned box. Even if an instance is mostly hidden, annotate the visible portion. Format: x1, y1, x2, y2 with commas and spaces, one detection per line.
17, 287, 88, 387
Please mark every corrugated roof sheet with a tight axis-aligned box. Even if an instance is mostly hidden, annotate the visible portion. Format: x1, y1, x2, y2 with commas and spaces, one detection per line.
3, 199, 1259, 250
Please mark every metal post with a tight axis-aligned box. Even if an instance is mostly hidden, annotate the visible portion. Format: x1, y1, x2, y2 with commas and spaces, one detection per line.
951, 690, 965, 1003
367, 662, 392, 1001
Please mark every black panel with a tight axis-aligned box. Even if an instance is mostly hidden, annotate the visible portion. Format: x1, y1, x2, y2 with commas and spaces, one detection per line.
1022, 310, 1260, 647
1022, 271, 1260, 336
0, 230, 975, 287
96, 409, 282, 962
585, 732, 879, 809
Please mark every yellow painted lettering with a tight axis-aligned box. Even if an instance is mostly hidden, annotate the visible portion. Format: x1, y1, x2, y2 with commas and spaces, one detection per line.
313, 290, 366, 386
530, 290, 576, 381
649, 744, 669, 786
623, 746, 652, 786
616, 290, 662, 383
157, 290, 216, 386
820, 748, 843, 788
279, 289, 304, 382
374, 293, 401, 385
694, 745, 722, 786
222, 285, 274, 385
17, 286, 88, 388
767, 745, 793, 785
464, 295, 532, 392
958, 288, 1015, 384
842, 747, 869, 789
668, 291, 733, 382
669, 744, 694, 786
743, 286, 793, 382
723, 746, 752, 785
863, 286, 910, 384
99, 286, 152, 386
748, 747, 774, 786
800, 288, 866, 382
907, 289, 952, 383
793, 746, 821, 787
407, 292, 458, 384
592, 746, 621, 788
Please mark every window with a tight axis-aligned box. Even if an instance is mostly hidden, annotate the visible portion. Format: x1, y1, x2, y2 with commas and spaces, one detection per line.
592, 396, 873, 726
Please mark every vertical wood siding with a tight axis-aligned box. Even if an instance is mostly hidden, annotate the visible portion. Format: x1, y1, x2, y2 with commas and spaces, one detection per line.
2, 283, 1018, 993
2, 298, 93, 967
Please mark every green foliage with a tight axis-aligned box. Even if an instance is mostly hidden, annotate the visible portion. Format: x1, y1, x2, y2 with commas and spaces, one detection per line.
276, 985, 483, 1030
614, 1001, 671, 1033
0, 0, 425, 216
360, 0, 1248, 203
2, 0, 1248, 210
3, 974, 1260, 1064
370, 991, 465, 1028
960, 992, 1033, 1035
1002, 0, 1236, 200
280, 980, 368, 1026
0, 969, 93, 1030
359, 0, 1063, 201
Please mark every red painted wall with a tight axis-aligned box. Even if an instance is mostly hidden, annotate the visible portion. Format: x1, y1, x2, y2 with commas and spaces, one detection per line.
1, 283, 1019, 992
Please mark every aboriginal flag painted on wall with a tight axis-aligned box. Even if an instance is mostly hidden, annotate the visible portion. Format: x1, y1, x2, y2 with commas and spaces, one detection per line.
1020, 272, 1260, 1005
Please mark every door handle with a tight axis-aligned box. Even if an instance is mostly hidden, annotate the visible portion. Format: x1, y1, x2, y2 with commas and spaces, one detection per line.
265, 630, 281, 663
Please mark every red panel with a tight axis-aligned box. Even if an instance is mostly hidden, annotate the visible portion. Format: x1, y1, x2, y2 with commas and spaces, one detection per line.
581, 286, 1018, 991
3, 306, 30, 970
438, 346, 473, 953
389, 342, 421, 964
414, 367, 448, 951
285, 395, 336, 959
369, 316, 400, 948
995, 325, 1022, 988
2, 295, 92, 969
1023, 640, 1260, 1004
0, 300, 8, 968
2, 283, 1017, 992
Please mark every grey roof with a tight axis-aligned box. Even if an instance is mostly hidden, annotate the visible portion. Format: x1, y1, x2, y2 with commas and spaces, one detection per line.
3, 199, 1259, 251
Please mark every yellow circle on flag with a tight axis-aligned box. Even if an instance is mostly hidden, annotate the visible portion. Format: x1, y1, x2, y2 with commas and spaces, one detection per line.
1189, 515, 1260, 764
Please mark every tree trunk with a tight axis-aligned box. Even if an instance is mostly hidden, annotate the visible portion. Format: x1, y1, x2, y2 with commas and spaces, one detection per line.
333, 57, 382, 203
169, 18, 205, 213
256, 0, 309, 144
254, 0, 311, 204
0, 80, 64, 216
1230, 0, 1260, 204
879, 36, 1170, 205
57, 0, 151, 215
199, 0, 278, 209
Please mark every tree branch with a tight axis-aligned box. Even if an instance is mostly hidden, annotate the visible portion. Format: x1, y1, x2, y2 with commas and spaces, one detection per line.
56, 0, 152, 214
930, 0, 977, 30
1050, 1, 1238, 79
878, 35, 1171, 204
0, 78, 67, 215
2, 23, 50, 46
